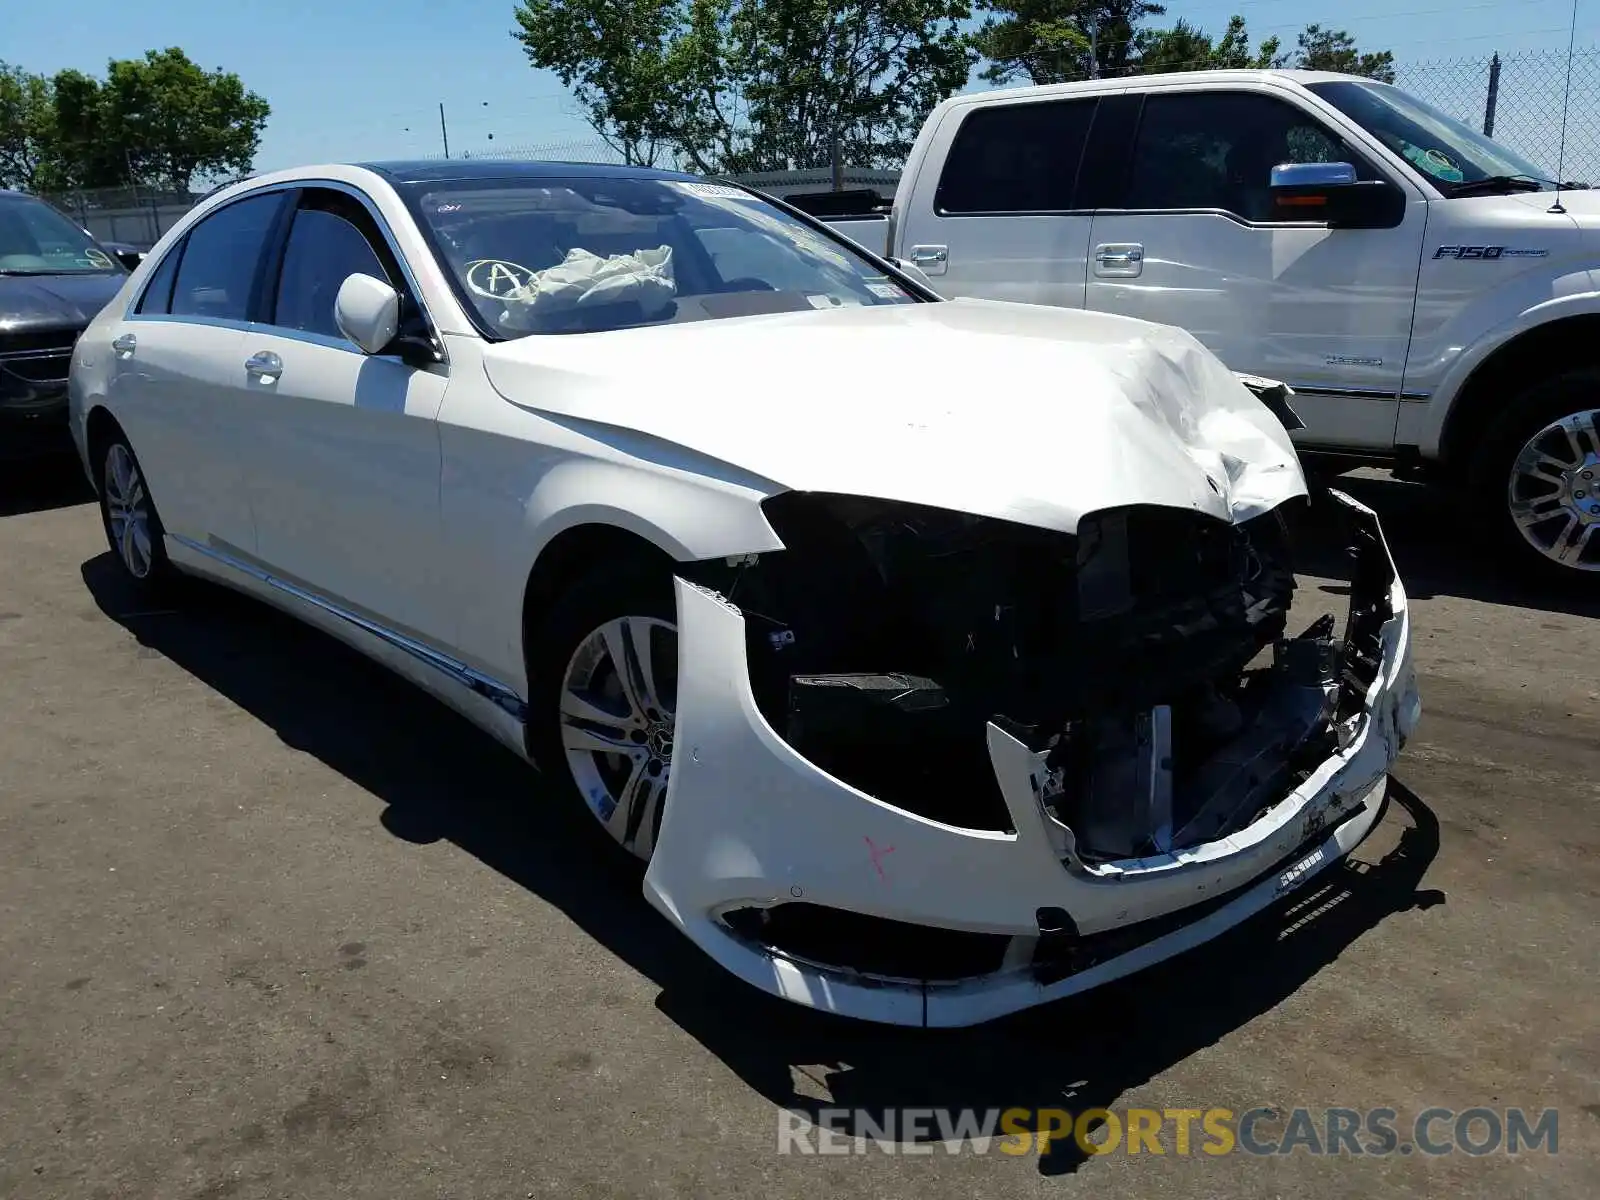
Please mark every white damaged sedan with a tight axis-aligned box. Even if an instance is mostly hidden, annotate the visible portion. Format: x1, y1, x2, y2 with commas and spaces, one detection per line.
68, 160, 1420, 1027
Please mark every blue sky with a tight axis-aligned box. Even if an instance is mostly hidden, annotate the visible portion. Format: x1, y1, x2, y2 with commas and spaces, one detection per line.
4, 0, 1596, 171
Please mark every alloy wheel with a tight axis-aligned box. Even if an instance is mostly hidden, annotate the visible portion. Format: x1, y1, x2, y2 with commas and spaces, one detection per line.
558, 616, 679, 860
104, 442, 155, 579
1506, 408, 1600, 572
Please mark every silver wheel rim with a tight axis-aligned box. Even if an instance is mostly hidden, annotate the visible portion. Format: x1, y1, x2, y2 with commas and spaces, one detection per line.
558, 616, 678, 860
1507, 408, 1600, 571
104, 443, 155, 579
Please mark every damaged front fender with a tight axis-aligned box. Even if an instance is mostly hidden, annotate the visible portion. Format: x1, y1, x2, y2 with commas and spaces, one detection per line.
642, 489, 1420, 1027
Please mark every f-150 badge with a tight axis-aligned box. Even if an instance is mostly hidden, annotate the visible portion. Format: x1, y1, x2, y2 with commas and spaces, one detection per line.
1432, 245, 1549, 259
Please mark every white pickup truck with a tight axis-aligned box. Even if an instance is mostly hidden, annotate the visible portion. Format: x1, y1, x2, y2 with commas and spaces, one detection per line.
809, 69, 1600, 582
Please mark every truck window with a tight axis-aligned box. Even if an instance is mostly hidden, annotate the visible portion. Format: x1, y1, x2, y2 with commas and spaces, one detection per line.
934, 99, 1096, 215
1126, 91, 1373, 222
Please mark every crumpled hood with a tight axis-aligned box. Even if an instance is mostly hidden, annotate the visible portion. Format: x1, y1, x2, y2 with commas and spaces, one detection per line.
481, 298, 1307, 533
0, 271, 124, 327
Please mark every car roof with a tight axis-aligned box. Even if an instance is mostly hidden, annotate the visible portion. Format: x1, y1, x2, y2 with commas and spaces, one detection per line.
944, 67, 1377, 108
358, 159, 703, 187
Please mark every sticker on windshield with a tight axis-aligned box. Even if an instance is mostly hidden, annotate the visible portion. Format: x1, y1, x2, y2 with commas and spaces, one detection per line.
670, 181, 751, 201
866, 281, 904, 299
806, 294, 862, 310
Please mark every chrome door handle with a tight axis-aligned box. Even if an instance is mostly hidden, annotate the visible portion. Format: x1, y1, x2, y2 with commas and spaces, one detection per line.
907, 244, 948, 277
1095, 246, 1143, 266
1093, 243, 1145, 278
244, 350, 283, 381
111, 333, 137, 356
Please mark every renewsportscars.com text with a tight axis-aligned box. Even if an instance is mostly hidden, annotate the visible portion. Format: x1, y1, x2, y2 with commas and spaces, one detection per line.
777, 1106, 1561, 1157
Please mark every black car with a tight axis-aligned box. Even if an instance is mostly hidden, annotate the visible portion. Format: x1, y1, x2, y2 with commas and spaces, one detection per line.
1, 190, 129, 460
96, 240, 148, 269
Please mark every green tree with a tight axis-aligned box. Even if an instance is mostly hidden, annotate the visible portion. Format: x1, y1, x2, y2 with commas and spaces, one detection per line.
972, 1, 1164, 86
41, 70, 122, 191
0, 63, 56, 190
976, 6, 1393, 85
1133, 15, 1281, 74
1289, 23, 1395, 82
32, 49, 269, 193
513, 0, 976, 173
511, 0, 679, 165
97, 49, 270, 192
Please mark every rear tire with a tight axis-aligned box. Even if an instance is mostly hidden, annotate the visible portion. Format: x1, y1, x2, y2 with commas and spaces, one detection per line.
95, 427, 177, 595
528, 561, 679, 862
1467, 369, 1600, 581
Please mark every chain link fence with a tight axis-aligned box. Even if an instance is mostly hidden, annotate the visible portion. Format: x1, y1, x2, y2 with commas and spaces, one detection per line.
416, 137, 630, 165
37, 183, 198, 250
1397, 46, 1600, 183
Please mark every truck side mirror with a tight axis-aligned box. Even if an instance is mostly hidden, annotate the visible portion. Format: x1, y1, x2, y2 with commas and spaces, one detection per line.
887, 257, 939, 294
1269, 161, 1405, 230
1270, 162, 1358, 190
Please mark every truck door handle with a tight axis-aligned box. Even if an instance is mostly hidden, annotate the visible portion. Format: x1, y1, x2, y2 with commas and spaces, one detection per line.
1094, 243, 1144, 278
111, 333, 137, 357
908, 244, 948, 276
244, 350, 283, 381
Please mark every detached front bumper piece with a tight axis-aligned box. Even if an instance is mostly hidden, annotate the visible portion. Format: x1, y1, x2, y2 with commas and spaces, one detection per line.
644, 490, 1421, 1027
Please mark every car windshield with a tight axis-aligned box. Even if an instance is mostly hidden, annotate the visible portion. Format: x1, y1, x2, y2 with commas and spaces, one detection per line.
400, 174, 919, 337
0, 194, 122, 275
1308, 80, 1555, 192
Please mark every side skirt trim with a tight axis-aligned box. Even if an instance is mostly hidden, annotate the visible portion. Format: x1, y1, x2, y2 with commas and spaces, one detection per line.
168, 533, 529, 722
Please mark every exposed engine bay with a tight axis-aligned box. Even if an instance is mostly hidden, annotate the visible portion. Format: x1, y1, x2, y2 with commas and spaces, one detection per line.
651, 483, 1415, 1025
685, 486, 1383, 865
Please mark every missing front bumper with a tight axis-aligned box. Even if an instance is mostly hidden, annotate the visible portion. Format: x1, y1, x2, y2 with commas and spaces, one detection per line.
642, 489, 1420, 1027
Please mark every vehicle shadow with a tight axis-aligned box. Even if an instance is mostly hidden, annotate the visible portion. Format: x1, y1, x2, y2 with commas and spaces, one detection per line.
1293, 471, 1600, 619
83, 552, 1447, 1177
0, 452, 94, 518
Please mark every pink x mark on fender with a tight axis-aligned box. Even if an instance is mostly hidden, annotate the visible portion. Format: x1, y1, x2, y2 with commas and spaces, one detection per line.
865, 836, 897, 882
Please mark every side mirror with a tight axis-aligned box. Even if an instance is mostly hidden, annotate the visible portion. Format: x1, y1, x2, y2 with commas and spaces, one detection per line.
334, 273, 401, 355
1269, 161, 1404, 230
887, 257, 940, 296
114, 251, 145, 271
1270, 162, 1358, 190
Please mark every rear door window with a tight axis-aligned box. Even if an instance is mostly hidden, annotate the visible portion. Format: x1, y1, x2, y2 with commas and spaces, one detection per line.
170, 192, 286, 321
934, 100, 1097, 214
135, 244, 183, 315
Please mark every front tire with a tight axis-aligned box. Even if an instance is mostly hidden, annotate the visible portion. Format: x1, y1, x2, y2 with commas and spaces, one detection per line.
1469, 370, 1600, 580
529, 563, 679, 862
96, 428, 175, 593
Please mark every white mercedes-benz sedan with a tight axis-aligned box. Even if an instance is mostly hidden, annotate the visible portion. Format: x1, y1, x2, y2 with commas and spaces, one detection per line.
68, 160, 1420, 1027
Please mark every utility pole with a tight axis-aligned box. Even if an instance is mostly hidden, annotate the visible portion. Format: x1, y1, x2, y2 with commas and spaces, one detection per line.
1088, 17, 1101, 79
439, 102, 451, 159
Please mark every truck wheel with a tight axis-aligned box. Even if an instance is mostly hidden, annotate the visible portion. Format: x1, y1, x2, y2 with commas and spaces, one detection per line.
1469, 369, 1600, 579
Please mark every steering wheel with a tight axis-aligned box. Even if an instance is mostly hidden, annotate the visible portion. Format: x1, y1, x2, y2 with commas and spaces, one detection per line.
720, 277, 776, 292
464, 258, 539, 299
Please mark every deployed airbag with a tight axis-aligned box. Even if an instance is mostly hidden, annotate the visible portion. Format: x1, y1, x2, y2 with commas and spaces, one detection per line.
476, 245, 677, 329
